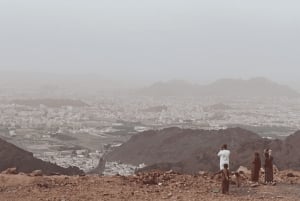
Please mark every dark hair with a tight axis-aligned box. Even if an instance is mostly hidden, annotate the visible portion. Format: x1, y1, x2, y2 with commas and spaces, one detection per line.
223, 164, 228, 169
222, 144, 228, 149
264, 152, 269, 158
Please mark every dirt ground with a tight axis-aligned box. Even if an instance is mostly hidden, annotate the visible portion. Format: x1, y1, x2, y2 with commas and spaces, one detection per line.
0, 171, 300, 201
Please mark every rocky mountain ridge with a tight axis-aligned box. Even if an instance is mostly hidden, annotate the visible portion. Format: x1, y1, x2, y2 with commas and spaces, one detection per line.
138, 78, 299, 98
106, 127, 300, 173
0, 137, 83, 175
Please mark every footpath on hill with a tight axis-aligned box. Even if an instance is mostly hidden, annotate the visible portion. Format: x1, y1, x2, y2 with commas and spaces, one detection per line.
1, 170, 300, 201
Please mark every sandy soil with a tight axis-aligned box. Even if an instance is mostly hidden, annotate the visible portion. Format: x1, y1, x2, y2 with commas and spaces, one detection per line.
0, 171, 300, 201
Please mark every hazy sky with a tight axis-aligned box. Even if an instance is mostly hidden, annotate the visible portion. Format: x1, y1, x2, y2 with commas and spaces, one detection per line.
0, 0, 299, 83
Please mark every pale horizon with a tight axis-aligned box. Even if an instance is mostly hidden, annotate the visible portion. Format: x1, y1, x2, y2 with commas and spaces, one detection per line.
1, 0, 299, 86
1, 70, 300, 92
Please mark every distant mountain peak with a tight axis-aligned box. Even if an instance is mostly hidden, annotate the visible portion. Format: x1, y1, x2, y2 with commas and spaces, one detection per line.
249, 77, 271, 82
138, 77, 299, 98
151, 80, 194, 87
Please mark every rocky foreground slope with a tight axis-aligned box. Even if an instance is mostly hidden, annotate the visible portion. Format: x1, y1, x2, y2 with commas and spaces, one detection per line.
106, 127, 300, 173
1, 169, 300, 201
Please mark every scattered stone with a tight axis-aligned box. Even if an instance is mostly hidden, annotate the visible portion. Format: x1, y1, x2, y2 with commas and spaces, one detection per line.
212, 188, 219, 193
287, 173, 296, 177
251, 183, 259, 188
2, 167, 18, 174
37, 183, 49, 188
236, 166, 251, 176
273, 165, 279, 175
31, 170, 43, 177
166, 170, 174, 174
50, 172, 61, 176
198, 171, 208, 177
79, 173, 86, 177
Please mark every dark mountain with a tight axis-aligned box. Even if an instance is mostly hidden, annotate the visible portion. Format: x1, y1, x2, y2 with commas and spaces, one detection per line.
105, 127, 300, 173
278, 131, 300, 169
203, 77, 299, 97
11, 98, 88, 108
0, 137, 83, 175
138, 80, 199, 97
138, 77, 299, 98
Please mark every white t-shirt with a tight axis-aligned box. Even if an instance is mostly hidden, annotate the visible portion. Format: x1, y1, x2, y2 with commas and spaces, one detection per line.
217, 149, 230, 170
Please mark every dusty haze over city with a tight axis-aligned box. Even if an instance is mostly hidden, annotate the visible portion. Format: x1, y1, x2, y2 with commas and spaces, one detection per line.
0, 0, 300, 87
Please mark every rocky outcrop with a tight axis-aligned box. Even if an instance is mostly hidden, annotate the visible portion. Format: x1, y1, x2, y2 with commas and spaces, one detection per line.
0, 138, 83, 175
106, 127, 300, 173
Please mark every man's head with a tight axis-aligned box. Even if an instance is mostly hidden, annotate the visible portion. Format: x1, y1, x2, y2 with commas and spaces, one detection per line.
223, 164, 229, 169
222, 144, 228, 150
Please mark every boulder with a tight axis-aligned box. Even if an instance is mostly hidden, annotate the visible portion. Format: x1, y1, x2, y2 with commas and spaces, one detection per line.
198, 171, 208, 177
236, 166, 251, 176
30, 170, 43, 176
2, 167, 18, 174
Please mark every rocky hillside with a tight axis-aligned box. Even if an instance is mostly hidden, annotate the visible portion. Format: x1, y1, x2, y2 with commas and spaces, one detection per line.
0, 138, 83, 175
106, 127, 300, 173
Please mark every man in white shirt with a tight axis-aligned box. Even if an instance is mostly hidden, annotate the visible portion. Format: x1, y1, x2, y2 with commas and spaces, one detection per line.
217, 144, 230, 170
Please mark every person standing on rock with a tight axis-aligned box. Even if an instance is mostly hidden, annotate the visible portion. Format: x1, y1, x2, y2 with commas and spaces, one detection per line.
214, 163, 230, 194
264, 149, 274, 184
251, 152, 261, 183
217, 144, 230, 170
222, 164, 230, 194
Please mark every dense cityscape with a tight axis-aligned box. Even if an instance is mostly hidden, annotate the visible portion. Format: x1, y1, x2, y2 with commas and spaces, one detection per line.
1, 88, 300, 173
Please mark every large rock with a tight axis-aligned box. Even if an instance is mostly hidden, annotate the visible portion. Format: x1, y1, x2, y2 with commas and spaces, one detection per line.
2, 167, 18, 174
30, 170, 43, 177
236, 166, 251, 176
0, 137, 83, 176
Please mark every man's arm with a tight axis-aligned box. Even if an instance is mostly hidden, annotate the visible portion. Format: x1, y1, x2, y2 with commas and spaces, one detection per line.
211, 170, 222, 179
